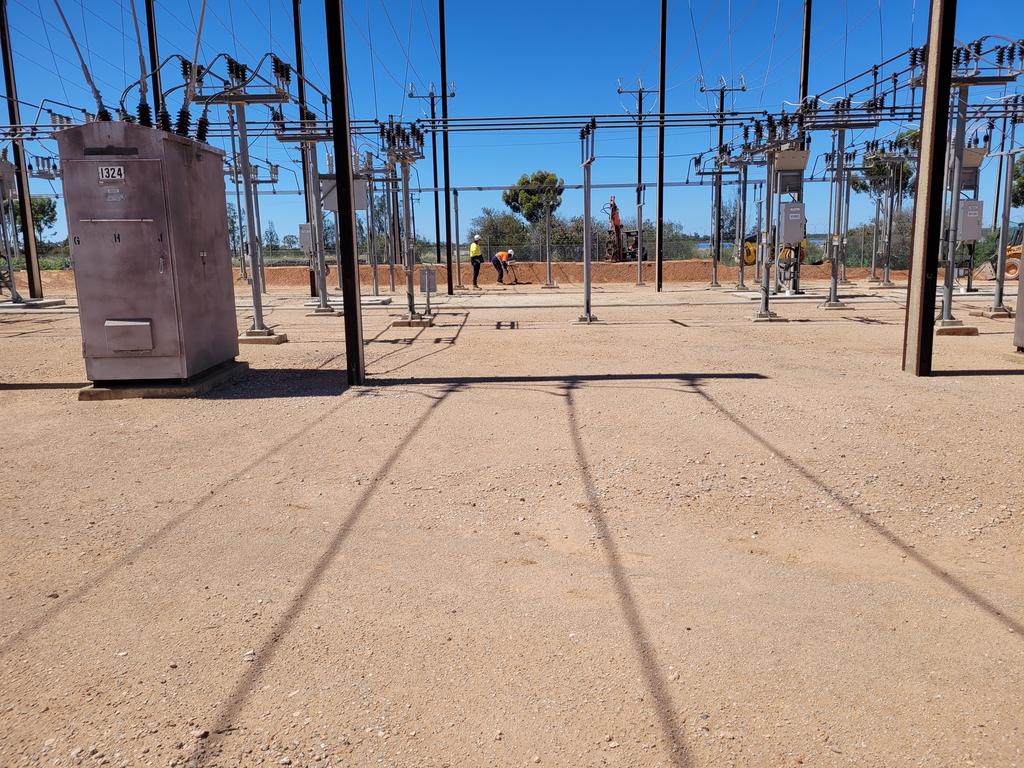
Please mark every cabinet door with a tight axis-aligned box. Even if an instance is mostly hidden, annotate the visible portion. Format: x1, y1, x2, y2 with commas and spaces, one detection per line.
64, 158, 181, 359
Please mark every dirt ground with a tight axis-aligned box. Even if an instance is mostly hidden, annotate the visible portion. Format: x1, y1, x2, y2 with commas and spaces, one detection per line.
1, 278, 1022, 768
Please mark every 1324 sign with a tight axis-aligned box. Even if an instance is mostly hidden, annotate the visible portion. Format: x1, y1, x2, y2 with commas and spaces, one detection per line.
97, 165, 125, 181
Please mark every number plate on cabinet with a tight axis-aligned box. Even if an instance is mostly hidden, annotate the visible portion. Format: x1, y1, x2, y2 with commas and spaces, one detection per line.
97, 166, 125, 181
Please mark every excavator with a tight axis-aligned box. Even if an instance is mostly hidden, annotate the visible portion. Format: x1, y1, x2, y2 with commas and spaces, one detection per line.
1005, 222, 1022, 280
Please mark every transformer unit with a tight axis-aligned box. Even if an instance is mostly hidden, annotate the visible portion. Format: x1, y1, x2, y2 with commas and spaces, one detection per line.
56, 121, 238, 383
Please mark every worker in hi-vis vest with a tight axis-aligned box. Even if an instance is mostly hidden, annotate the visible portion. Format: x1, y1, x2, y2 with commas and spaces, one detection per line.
469, 234, 484, 288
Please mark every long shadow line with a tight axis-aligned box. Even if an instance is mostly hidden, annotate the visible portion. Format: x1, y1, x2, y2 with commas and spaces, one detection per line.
564, 383, 690, 768
0, 397, 352, 658
693, 386, 1024, 638
191, 384, 460, 766
370, 312, 470, 376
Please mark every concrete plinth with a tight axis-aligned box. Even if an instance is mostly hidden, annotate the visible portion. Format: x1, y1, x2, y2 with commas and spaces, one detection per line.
306, 307, 342, 317
575, 315, 602, 324
238, 329, 288, 344
752, 311, 782, 322
78, 361, 248, 401
541, 283, 559, 289
935, 319, 978, 336
819, 301, 851, 310
391, 316, 434, 328
878, 281, 896, 288
971, 308, 1014, 319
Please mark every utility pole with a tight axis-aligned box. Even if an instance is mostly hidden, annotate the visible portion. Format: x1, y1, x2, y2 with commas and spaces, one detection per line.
903, 0, 958, 376
410, 83, 453, 274
823, 131, 848, 308
700, 78, 746, 288
323, 0, 366, 384
438, 0, 454, 295
654, 0, 667, 292
0, 0, 41, 299
144, 0, 161, 116
292, 0, 317, 298
990, 114, 1019, 316
383, 120, 427, 322
617, 79, 653, 287
799, 0, 812, 106
579, 119, 598, 323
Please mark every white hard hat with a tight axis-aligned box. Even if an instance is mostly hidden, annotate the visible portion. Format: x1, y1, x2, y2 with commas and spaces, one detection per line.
508, 249, 514, 256
473, 234, 481, 241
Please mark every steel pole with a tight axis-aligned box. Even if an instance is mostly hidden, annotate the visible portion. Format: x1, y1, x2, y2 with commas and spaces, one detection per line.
756, 162, 775, 319
306, 143, 331, 309
993, 120, 1017, 313
323, 0, 366, 385
869, 195, 881, 280
366, 153, 379, 297
390, 169, 402, 292
840, 163, 853, 285
227, 105, 248, 280
754, 182, 763, 283
903, 0, 957, 375
941, 85, 969, 322
293, 0, 317, 298
991, 113, 1007, 234
235, 103, 267, 332
143, 0, 162, 115
401, 161, 417, 318
453, 188, 463, 288
711, 89, 725, 288
429, 94, 442, 273
799, 0, 812, 105
735, 163, 747, 289
438, 0, 454, 295
882, 166, 896, 287
544, 205, 553, 287
251, 177, 267, 292
654, 0, 667, 292
0, 0, 40, 298
636, 90, 644, 287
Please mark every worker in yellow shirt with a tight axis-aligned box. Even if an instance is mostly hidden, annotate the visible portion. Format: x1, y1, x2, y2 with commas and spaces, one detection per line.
469, 234, 483, 288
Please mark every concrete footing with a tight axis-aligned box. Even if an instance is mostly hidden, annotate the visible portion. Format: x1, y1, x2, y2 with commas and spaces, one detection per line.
935, 319, 978, 336
541, 283, 559, 289
575, 315, 602, 324
0, 298, 67, 310
970, 308, 1014, 319
238, 329, 288, 344
306, 307, 342, 317
752, 311, 782, 322
819, 301, 851, 310
78, 361, 249, 401
391, 315, 434, 328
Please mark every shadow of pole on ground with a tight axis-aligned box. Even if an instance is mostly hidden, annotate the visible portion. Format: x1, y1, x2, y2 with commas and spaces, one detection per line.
692, 385, 1024, 639
563, 382, 691, 768
190, 384, 461, 766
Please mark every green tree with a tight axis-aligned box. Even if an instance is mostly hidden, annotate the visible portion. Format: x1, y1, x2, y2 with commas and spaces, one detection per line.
282, 234, 299, 250
1013, 155, 1024, 209
502, 170, 565, 224
13, 197, 58, 241
226, 203, 241, 253
263, 221, 280, 253
470, 207, 529, 254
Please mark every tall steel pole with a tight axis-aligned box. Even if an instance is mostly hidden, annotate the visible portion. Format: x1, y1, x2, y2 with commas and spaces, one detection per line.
826, 131, 846, 306
438, 0, 454, 295
143, 0, 162, 115
453, 188, 463, 288
799, 0, 812, 106
755, 160, 776, 319
0, 0, 41, 299
940, 85, 969, 323
235, 103, 268, 332
734, 163, 747, 289
903, 0, 958, 376
323, 0, 366, 385
580, 124, 597, 323
992, 119, 1017, 314
711, 88, 725, 287
401, 160, 417, 318
366, 152, 380, 297
227, 105, 248, 280
430, 93, 441, 269
654, 0, 667, 292
293, 0, 317, 297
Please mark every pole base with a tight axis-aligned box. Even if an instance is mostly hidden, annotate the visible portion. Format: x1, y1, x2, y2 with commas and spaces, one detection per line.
867, 276, 881, 283
935, 324, 979, 336
392, 315, 434, 328
541, 283, 559, 289
709, 281, 722, 288
877, 281, 896, 288
238, 329, 288, 345
576, 314, 601, 324
971, 307, 1014, 319
819, 301, 850, 310
752, 311, 780, 322
307, 307, 342, 317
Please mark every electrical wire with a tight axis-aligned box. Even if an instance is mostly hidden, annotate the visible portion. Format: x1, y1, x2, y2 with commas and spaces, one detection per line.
758, 0, 781, 106
50, 0, 107, 116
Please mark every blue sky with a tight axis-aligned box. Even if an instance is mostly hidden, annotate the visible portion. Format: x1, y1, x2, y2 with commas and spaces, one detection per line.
4, 0, 1021, 243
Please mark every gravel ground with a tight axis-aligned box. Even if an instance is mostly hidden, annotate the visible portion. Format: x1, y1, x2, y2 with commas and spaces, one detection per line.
1, 280, 1022, 768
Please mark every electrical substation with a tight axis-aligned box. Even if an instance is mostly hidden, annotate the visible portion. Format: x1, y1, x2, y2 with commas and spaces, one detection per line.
2, 2, 1024, 766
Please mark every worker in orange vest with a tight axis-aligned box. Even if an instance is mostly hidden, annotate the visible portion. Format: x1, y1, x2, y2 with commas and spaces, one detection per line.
491, 249, 513, 284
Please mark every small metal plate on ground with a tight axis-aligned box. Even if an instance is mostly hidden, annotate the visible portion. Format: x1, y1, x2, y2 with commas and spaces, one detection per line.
78, 361, 249, 401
